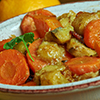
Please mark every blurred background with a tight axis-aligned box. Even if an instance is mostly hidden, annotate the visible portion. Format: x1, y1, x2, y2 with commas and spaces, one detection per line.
0, 0, 94, 22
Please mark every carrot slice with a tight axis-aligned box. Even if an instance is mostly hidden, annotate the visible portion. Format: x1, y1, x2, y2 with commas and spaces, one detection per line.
33, 15, 62, 38
65, 56, 100, 75
20, 9, 55, 39
84, 19, 100, 49
26, 39, 49, 73
62, 51, 74, 61
0, 38, 12, 52
20, 15, 40, 39
27, 9, 55, 17
94, 40, 100, 57
21, 81, 36, 86
0, 49, 30, 85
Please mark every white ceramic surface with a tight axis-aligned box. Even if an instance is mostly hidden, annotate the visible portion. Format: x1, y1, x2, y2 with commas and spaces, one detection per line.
0, 1, 100, 100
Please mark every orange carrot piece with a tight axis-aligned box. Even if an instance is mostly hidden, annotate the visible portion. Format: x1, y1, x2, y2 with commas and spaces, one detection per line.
26, 39, 49, 73
94, 40, 100, 57
33, 15, 62, 38
0, 38, 12, 52
20, 9, 55, 39
84, 19, 100, 49
27, 9, 55, 17
21, 81, 36, 86
0, 49, 30, 85
20, 15, 40, 39
65, 56, 100, 75
62, 51, 74, 61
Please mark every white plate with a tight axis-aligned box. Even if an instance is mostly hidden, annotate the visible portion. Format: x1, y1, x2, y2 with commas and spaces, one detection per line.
0, 1, 100, 100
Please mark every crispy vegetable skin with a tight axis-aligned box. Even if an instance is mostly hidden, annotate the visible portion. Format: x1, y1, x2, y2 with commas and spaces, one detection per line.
45, 27, 71, 44
72, 10, 100, 35
34, 63, 99, 85
73, 71, 99, 81
37, 41, 66, 64
58, 10, 76, 25
66, 38, 97, 57
33, 64, 74, 85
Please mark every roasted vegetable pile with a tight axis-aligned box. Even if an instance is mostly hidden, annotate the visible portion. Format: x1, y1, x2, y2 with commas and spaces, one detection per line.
0, 9, 100, 86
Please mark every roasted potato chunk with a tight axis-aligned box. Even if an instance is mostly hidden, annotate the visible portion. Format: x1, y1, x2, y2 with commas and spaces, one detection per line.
58, 10, 76, 25
58, 10, 76, 32
14, 41, 26, 54
44, 10, 76, 44
73, 71, 99, 81
33, 64, 74, 85
59, 17, 74, 30
72, 10, 100, 35
45, 27, 71, 44
37, 41, 65, 64
66, 38, 97, 57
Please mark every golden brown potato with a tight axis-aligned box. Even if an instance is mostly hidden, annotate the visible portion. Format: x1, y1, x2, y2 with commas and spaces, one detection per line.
66, 38, 97, 57
14, 41, 26, 54
37, 41, 65, 64
72, 10, 100, 35
59, 17, 74, 30
58, 10, 76, 25
73, 71, 99, 81
44, 10, 76, 44
44, 27, 72, 44
33, 64, 74, 85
